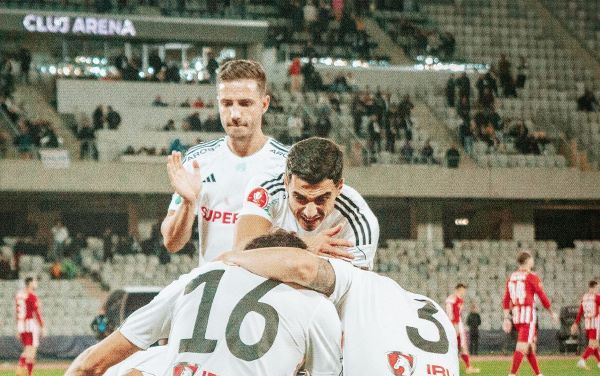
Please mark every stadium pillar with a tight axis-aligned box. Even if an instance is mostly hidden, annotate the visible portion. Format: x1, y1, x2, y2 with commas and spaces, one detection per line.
512, 206, 534, 242
415, 202, 444, 242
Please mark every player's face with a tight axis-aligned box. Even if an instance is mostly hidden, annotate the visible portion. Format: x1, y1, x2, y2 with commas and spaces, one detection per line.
285, 175, 344, 231
456, 287, 466, 298
217, 79, 270, 141
527, 257, 534, 270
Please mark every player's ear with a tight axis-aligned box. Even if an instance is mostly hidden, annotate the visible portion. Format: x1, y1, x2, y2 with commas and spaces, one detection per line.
284, 173, 289, 188
336, 178, 344, 192
262, 94, 271, 114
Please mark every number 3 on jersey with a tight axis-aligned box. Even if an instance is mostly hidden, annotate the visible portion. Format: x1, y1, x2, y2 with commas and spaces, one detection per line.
179, 270, 281, 361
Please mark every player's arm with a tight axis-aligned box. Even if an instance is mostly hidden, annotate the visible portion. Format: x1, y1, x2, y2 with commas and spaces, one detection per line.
233, 214, 273, 251
532, 275, 558, 321
304, 300, 343, 375
223, 247, 336, 296
161, 151, 202, 253
502, 280, 512, 333
65, 331, 140, 376
445, 298, 454, 322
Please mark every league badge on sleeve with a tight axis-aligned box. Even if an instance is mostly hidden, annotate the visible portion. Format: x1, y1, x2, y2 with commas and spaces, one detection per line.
387, 351, 416, 376
173, 362, 199, 376
247, 187, 269, 208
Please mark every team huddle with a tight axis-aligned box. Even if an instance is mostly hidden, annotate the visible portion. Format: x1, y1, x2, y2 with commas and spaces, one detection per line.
14, 59, 600, 376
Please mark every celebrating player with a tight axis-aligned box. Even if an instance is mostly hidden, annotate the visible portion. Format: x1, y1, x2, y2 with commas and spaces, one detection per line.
66, 231, 342, 376
15, 277, 46, 376
571, 280, 600, 370
234, 137, 380, 269
161, 59, 289, 264
503, 251, 558, 376
446, 283, 480, 373
222, 231, 459, 375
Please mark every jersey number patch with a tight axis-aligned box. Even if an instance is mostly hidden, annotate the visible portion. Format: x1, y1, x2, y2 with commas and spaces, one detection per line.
179, 270, 281, 361
406, 300, 450, 354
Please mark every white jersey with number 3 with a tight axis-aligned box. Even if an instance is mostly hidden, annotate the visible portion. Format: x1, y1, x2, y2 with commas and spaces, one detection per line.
168, 137, 288, 264
119, 262, 342, 376
328, 258, 459, 376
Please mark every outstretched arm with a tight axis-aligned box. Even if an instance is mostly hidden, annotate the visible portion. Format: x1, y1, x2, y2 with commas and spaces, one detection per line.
222, 247, 336, 296
65, 331, 140, 376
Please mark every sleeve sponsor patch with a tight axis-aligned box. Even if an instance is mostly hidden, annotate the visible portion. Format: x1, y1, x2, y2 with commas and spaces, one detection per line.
247, 187, 269, 208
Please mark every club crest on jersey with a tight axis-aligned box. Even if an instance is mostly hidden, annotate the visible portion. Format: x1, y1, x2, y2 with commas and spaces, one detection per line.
173, 362, 199, 376
247, 187, 269, 208
387, 351, 416, 376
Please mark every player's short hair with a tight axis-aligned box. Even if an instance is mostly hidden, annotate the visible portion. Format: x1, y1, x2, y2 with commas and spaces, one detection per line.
456, 283, 466, 290
243, 229, 308, 250
590, 280, 598, 288
217, 59, 267, 94
24, 277, 34, 286
517, 251, 532, 265
286, 137, 344, 185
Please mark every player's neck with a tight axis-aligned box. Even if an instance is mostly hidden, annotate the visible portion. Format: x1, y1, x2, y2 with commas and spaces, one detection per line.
518, 267, 530, 272
227, 133, 268, 157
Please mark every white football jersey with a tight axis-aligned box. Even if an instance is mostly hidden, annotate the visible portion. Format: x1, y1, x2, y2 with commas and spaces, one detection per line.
328, 258, 459, 376
119, 261, 342, 376
103, 346, 167, 376
168, 137, 288, 264
240, 174, 379, 269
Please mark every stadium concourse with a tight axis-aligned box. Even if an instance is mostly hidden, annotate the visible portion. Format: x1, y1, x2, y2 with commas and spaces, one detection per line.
1, 0, 600, 374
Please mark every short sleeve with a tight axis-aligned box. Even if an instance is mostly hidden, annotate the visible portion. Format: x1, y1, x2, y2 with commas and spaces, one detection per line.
304, 299, 343, 375
238, 176, 278, 222
119, 270, 198, 350
327, 258, 356, 307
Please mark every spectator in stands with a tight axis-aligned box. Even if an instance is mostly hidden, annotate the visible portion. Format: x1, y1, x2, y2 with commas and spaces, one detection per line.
0, 56, 14, 97
180, 98, 191, 107
351, 93, 365, 136
440, 32, 456, 60
304, 0, 319, 41
400, 139, 414, 163
186, 112, 202, 131
17, 48, 32, 84
152, 95, 168, 107
498, 54, 516, 97
479, 87, 495, 110
163, 119, 176, 131
317, 0, 332, 43
456, 95, 471, 125
204, 113, 221, 132
446, 143, 460, 168
302, 60, 323, 91
77, 117, 98, 160
39, 122, 60, 148
148, 52, 163, 79
14, 120, 34, 159
446, 74, 456, 107
192, 97, 205, 108
315, 114, 332, 138
516, 56, 528, 89
289, 58, 302, 93
420, 140, 435, 164
353, 15, 370, 58
456, 72, 471, 100
106, 106, 121, 130
165, 63, 180, 83
66, 232, 86, 266
169, 138, 187, 154
92, 105, 106, 130
577, 88, 599, 112
207, 52, 219, 84
0, 130, 8, 159
122, 58, 140, 81
50, 220, 69, 262
102, 228, 113, 262
464, 304, 481, 356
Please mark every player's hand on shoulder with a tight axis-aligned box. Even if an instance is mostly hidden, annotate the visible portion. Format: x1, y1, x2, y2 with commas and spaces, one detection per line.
303, 225, 354, 260
167, 151, 203, 203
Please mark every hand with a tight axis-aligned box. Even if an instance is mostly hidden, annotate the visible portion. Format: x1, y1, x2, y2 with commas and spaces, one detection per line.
41, 326, 47, 337
167, 151, 202, 203
216, 251, 239, 266
550, 311, 559, 323
15, 333, 20, 340
302, 225, 354, 259
570, 323, 578, 336
502, 318, 512, 334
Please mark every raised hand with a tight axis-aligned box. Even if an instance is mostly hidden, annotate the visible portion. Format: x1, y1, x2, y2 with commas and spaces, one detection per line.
167, 151, 202, 203
303, 224, 354, 259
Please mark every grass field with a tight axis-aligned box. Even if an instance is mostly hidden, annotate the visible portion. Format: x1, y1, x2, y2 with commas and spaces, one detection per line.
0, 358, 594, 375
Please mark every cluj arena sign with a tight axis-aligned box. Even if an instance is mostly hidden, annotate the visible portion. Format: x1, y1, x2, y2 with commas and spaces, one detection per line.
23, 14, 137, 37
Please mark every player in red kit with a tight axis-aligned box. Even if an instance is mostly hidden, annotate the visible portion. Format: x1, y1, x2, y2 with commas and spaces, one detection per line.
503, 251, 558, 376
15, 277, 46, 376
571, 280, 600, 370
446, 283, 480, 374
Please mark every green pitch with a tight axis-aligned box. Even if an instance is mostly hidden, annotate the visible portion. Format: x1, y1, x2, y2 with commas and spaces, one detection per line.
0, 358, 590, 375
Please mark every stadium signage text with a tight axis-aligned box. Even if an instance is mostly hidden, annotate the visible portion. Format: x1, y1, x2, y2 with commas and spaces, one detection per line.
23, 14, 137, 37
